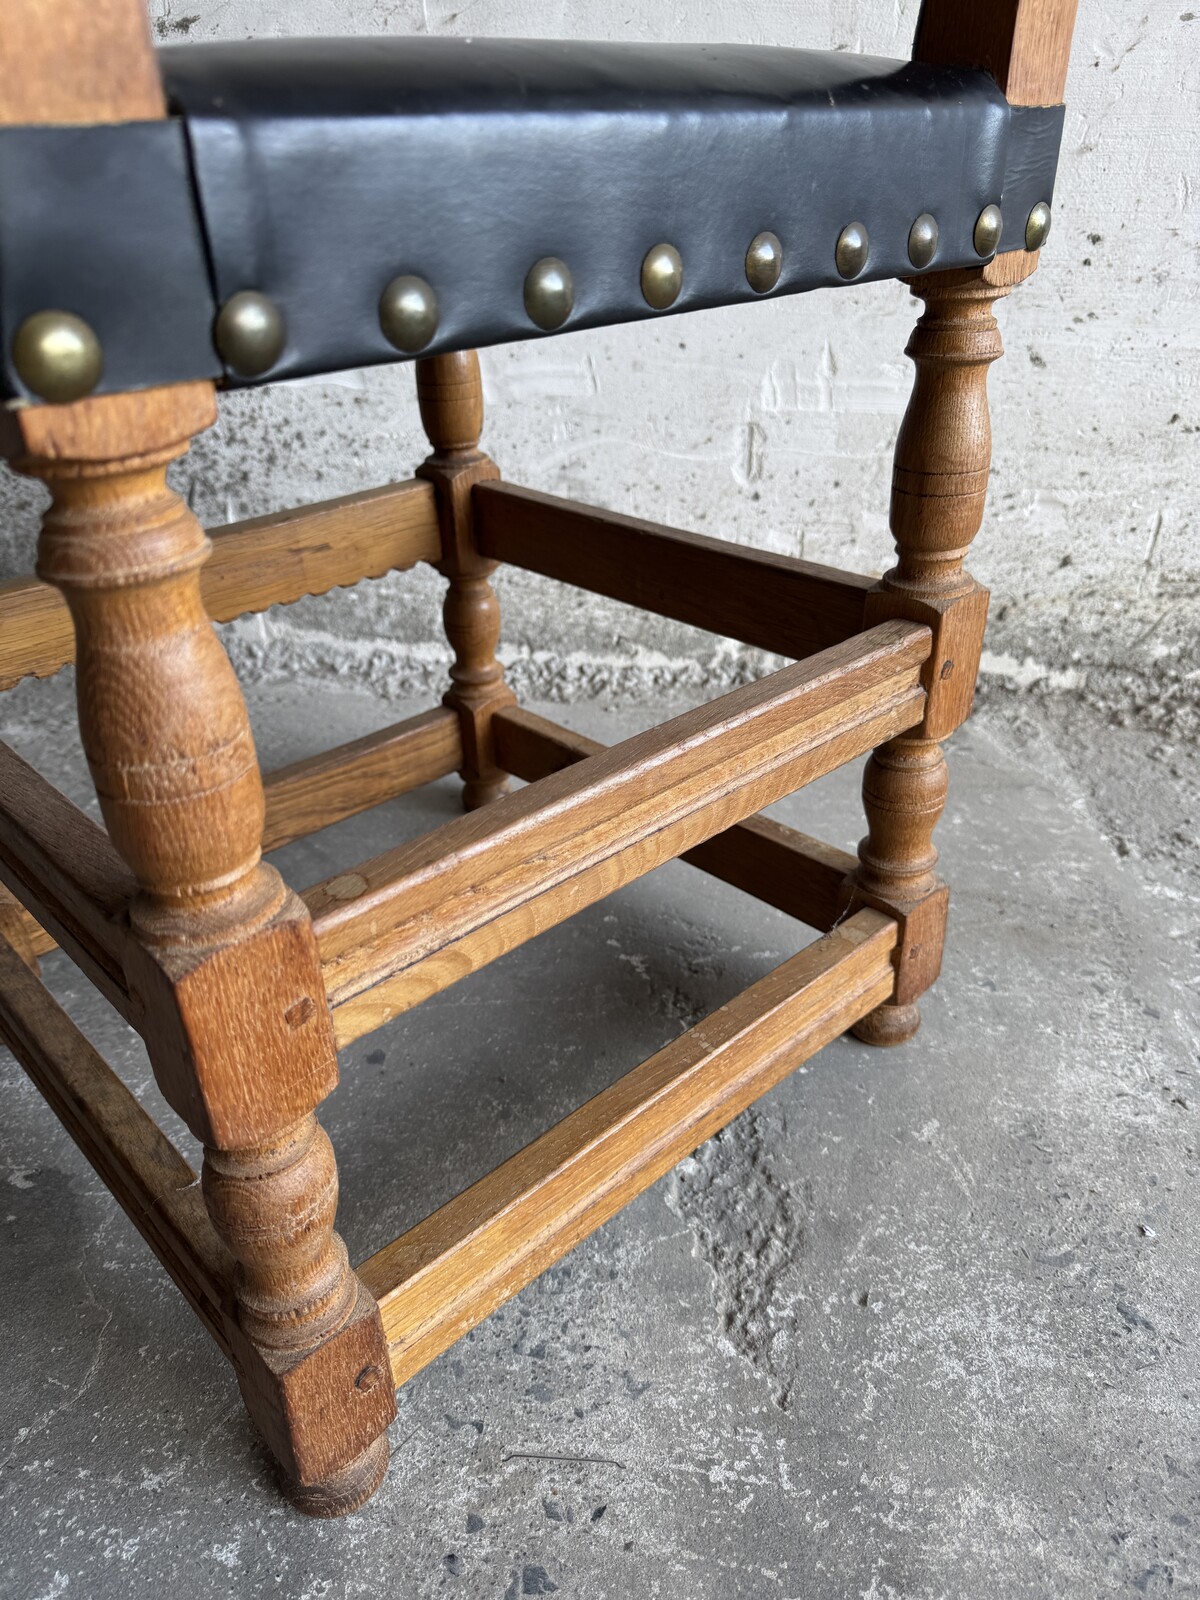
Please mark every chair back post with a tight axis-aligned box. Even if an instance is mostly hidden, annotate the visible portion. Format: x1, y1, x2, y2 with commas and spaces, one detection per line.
0, 0, 165, 126
913, 0, 1080, 106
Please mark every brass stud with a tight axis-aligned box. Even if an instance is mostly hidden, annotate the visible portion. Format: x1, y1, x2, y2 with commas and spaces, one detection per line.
835, 222, 869, 280
641, 242, 683, 310
973, 203, 1004, 257
745, 231, 783, 294
523, 257, 574, 331
907, 213, 939, 270
11, 310, 103, 405
214, 290, 286, 377
379, 274, 439, 352
1025, 200, 1052, 251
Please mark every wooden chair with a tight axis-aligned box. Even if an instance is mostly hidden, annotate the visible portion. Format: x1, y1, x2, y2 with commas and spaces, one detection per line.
0, 0, 1078, 1515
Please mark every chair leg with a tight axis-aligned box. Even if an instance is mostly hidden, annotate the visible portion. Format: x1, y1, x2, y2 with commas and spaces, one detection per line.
851, 268, 1010, 1044
852, 736, 948, 1044
417, 351, 516, 811
13, 386, 395, 1515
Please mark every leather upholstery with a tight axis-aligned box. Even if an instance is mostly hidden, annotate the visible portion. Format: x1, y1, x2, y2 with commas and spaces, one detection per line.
0, 37, 1065, 400
0, 121, 215, 401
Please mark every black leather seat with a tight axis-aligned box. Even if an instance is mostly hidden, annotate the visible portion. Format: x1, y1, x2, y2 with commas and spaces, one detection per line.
0, 37, 1063, 399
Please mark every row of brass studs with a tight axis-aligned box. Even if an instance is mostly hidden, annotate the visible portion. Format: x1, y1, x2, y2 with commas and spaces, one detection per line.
11, 200, 1053, 400
215, 202, 1038, 371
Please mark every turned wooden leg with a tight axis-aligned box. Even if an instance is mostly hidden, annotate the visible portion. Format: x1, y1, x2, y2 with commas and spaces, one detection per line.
202, 1116, 391, 1516
851, 739, 948, 1044
417, 351, 516, 810
851, 268, 1009, 1044
8, 386, 395, 1515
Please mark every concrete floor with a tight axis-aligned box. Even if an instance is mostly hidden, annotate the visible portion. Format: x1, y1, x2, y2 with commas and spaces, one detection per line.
0, 674, 1197, 1600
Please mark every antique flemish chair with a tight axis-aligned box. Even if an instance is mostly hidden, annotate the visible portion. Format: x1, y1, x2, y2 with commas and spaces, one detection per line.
0, 0, 1077, 1515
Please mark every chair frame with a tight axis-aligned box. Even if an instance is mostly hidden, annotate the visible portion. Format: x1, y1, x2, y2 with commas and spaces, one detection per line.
0, 0, 1078, 1516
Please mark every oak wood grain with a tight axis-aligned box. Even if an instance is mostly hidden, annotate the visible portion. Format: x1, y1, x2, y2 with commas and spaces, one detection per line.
308, 622, 928, 1044
417, 353, 516, 810
0, 738, 135, 1016
0, 928, 393, 1509
491, 705, 857, 932
851, 273, 1010, 1044
0, 886, 41, 970
7, 705, 462, 963
0, 478, 441, 692
0, 929, 233, 1353
261, 707, 462, 853
474, 481, 874, 661
0, 0, 165, 125
359, 910, 896, 1382
914, 0, 1078, 106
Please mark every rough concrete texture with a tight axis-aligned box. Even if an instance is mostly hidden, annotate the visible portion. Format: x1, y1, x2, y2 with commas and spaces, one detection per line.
1, 673, 1197, 1598
0, 1, 1194, 724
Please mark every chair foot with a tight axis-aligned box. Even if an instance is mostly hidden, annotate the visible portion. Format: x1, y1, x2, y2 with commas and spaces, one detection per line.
463, 775, 509, 810
284, 1431, 391, 1519
851, 999, 921, 1047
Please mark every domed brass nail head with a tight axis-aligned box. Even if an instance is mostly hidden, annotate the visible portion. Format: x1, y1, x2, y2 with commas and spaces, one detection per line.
907, 213, 939, 270
973, 203, 1004, 257
214, 290, 287, 377
523, 257, 575, 331
835, 222, 869, 280
379, 274, 440, 352
745, 231, 783, 294
1025, 201, 1052, 251
641, 242, 683, 310
12, 310, 103, 405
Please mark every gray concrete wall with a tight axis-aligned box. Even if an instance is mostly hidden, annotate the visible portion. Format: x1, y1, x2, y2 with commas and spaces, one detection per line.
2, 1, 1195, 725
